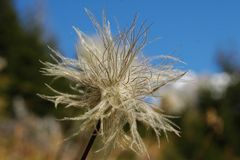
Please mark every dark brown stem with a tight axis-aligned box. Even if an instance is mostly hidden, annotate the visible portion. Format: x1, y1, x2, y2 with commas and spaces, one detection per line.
80, 120, 101, 160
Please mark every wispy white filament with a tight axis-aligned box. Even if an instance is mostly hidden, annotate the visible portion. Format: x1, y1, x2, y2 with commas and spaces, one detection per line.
40, 9, 185, 157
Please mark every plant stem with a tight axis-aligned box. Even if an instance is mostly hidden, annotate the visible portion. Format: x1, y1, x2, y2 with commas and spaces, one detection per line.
80, 120, 101, 160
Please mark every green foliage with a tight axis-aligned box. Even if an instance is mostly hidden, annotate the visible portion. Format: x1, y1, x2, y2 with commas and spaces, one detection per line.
0, 0, 71, 117
159, 55, 240, 160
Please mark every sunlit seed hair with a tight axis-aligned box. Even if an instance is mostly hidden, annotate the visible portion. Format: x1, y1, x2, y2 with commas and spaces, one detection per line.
40, 9, 185, 157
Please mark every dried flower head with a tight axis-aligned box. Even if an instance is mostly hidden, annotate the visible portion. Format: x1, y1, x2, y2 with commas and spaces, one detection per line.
40, 9, 185, 157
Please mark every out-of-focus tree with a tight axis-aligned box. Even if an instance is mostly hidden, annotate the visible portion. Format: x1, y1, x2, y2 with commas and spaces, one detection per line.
217, 49, 240, 74
158, 49, 240, 160
0, 0, 67, 117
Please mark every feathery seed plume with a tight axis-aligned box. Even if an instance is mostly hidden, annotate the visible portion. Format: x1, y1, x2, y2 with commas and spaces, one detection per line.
40, 9, 185, 157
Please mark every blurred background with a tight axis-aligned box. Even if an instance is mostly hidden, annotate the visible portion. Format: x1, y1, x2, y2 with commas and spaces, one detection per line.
0, 0, 240, 159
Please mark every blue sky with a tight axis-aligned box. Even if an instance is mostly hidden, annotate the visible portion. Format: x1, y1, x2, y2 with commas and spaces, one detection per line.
14, 0, 240, 73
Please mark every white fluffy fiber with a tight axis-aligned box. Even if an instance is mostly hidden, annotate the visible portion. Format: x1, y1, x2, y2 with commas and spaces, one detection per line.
40, 9, 185, 157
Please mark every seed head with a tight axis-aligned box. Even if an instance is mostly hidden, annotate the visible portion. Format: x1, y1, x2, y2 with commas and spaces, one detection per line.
40, 9, 185, 157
